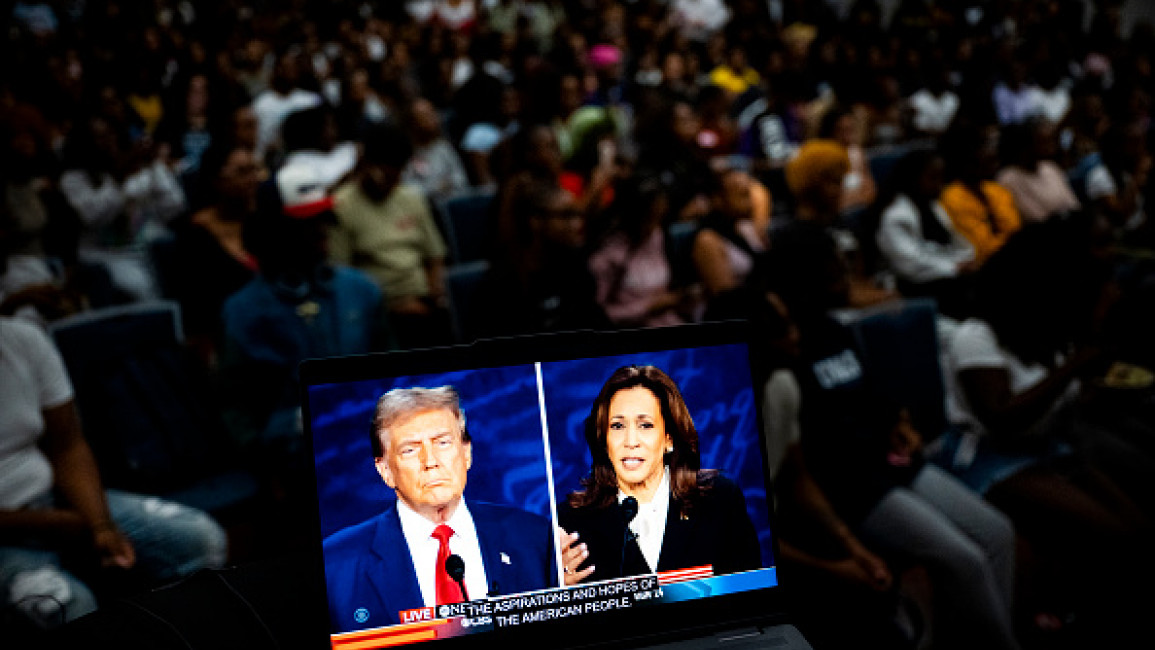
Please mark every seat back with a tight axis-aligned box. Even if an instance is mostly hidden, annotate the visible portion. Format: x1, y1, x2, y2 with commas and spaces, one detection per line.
148, 233, 180, 301
437, 191, 496, 263
48, 302, 225, 494
445, 260, 491, 344
666, 221, 701, 288
866, 144, 909, 191
846, 298, 949, 440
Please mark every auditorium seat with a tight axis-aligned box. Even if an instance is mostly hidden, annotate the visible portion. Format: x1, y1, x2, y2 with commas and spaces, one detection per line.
48, 301, 261, 518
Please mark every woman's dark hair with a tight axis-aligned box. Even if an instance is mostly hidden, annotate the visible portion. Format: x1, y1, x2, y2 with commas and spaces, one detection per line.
62, 116, 117, 177
939, 121, 988, 183
602, 175, 668, 249
281, 105, 330, 154
973, 219, 1108, 364
817, 104, 852, 140
998, 120, 1038, 172
568, 365, 715, 513
361, 121, 413, 169
192, 140, 243, 211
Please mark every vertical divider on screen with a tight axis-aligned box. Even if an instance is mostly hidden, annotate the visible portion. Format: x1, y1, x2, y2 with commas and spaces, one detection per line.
535, 361, 565, 588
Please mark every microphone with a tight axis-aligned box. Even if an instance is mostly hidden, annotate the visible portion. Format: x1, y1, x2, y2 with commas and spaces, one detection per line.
620, 496, 640, 576
446, 554, 469, 601
621, 496, 639, 525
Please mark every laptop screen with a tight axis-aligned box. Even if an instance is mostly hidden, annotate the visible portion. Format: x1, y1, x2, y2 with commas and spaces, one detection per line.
301, 323, 785, 649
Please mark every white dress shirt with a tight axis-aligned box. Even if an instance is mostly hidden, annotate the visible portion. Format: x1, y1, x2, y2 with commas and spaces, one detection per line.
619, 468, 671, 573
396, 498, 489, 605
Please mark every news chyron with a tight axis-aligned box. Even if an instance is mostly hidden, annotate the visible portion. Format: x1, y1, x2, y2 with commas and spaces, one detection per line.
329, 566, 777, 649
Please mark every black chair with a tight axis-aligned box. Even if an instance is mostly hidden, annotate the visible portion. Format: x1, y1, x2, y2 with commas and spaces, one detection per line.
666, 221, 701, 288
866, 144, 910, 193
444, 260, 491, 344
436, 190, 497, 263
147, 234, 180, 301
844, 298, 948, 440
48, 301, 260, 517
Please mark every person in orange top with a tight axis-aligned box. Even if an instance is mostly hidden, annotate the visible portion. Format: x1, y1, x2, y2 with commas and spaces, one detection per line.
938, 124, 1022, 262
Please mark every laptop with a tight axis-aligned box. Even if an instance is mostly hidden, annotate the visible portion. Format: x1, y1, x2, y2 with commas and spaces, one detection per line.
299, 321, 813, 649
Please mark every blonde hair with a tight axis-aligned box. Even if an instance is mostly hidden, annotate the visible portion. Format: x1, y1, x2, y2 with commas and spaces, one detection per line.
784, 139, 850, 198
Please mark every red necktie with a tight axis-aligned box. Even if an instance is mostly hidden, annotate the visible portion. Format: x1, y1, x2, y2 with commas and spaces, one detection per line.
433, 524, 465, 605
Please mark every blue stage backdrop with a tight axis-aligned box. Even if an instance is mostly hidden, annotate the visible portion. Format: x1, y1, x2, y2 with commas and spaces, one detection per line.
540, 344, 775, 568
308, 364, 549, 539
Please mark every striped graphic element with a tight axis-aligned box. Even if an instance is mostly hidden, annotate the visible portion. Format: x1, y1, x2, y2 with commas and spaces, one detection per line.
331, 619, 452, 650
657, 565, 714, 585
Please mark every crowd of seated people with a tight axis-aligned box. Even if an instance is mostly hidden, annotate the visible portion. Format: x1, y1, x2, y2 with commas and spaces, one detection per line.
3, 1, 1155, 648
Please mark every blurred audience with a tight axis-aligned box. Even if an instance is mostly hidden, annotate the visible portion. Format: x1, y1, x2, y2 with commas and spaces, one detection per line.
4, 3, 1154, 645
588, 177, 694, 328
872, 148, 977, 319
162, 143, 262, 357
0, 315, 226, 632
938, 123, 1022, 264
401, 96, 471, 201
220, 162, 386, 457
996, 119, 1081, 224
330, 123, 451, 350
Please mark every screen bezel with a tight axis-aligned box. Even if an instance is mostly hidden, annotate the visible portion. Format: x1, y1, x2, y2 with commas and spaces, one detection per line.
299, 321, 794, 649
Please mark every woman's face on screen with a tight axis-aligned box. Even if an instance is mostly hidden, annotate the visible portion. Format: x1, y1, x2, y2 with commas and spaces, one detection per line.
605, 386, 672, 501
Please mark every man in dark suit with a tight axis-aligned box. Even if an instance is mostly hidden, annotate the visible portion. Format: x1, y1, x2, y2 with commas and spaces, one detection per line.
323, 386, 556, 633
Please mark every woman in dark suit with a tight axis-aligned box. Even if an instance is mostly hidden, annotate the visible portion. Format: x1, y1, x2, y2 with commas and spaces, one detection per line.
557, 365, 761, 585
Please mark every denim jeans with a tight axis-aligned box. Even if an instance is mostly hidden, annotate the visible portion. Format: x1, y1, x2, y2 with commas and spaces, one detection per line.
859, 465, 1020, 650
0, 489, 227, 628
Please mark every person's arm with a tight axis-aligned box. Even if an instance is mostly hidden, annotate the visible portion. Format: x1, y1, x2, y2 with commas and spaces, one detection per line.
987, 184, 1022, 244
416, 190, 449, 306
326, 201, 355, 266
442, 143, 471, 196
1096, 157, 1150, 226
123, 160, 187, 223
691, 229, 739, 296
424, 257, 447, 306
58, 170, 126, 228
876, 205, 964, 283
574, 140, 617, 213
0, 508, 87, 544
958, 347, 1097, 438
778, 444, 892, 590
39, 400, 135, 568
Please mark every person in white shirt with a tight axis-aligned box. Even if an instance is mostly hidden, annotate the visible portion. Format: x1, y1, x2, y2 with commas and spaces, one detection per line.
908, 65, 960, 136
671, 0, 731, 42
250, 50, 322, 163
58, 116, 186, 301
322, 386, 556, 632
935, 222, 1155, 642
0, 317, 226, 629
873, 148, 977, 318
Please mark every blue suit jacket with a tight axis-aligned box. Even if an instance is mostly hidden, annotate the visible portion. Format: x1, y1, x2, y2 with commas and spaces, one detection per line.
323, 500, 557, 633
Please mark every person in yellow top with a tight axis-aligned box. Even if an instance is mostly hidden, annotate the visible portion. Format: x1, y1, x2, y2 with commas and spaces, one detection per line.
709, 45, 761, 97
938, 124, 1022, 262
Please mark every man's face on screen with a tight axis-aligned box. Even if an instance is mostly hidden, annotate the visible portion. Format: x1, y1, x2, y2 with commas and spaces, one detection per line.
377, 409, 472, 523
